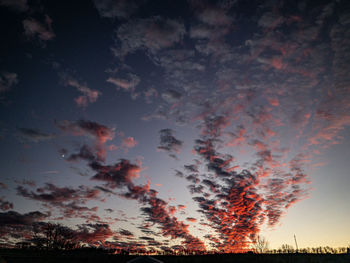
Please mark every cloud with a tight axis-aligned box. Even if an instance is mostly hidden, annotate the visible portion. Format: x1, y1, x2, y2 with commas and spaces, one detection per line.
17, 183, 100, 204
174, 170, 184, 178
143, 88, 158, 103
0, 211, 116, 247
0, 0, 28, 12
107, 74, 140, 99
139, 236, 154, 241
119, 228, 134, 237
121, 137, 138, 150
258, 12, 284, 29
23, 16, 55, 43
201, 115, 230, 138
122, 183, 150, 200
17, 183, 101, 219
92, 0, 143, 19
187, 184, 203, 194
184, 164, 199, 173
225, 125, 246, 147
57, 119, 114, 161
194, 4, 233, 26
61, 75, 100, 108
183, 111, 311, 252
161, 89, 183, 104
0, 210, 49, 243
0, 197, 13, 211
151, 49, 205, 93
95, 186, 115, 195
62, 120, 114, 143
107, 74, 140, 91
157, 129, 183, 159
67, 144, 97, 163
0, 71, 18, 94
15, 179, 36, 187
76, 223, 114, 245
115, 17, 185, 57
91, 159, 141, 189
186, 1, 235, 58
140, 190, 205, 251
17, 128, 55, 143
0, 210, 48, 227
66, 139, 204, 250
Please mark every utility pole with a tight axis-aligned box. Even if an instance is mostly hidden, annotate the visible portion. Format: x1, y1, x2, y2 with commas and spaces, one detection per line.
294, 234, 299, 253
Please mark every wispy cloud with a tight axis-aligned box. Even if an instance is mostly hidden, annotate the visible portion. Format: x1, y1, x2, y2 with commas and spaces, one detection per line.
23, 15, 55, 43
61, 74, 101, 108
0, 71, 18, 94
17, 128, 55, 143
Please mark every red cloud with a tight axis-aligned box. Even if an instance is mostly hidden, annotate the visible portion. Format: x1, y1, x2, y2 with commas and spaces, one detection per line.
186, 217, 197, 223
76, 223, 114, 245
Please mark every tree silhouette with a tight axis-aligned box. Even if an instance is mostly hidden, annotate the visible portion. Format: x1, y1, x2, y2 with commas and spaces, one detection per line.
30, 222, 78, 250
280, 244, 294, 253
253, 235, 269, 253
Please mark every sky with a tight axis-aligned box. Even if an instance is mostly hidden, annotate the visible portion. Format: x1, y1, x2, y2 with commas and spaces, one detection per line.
0, 0, 350, 252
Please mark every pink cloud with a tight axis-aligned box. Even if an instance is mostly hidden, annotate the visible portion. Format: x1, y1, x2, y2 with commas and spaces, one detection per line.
62, 76, 101, 108
122, 137, 138, 149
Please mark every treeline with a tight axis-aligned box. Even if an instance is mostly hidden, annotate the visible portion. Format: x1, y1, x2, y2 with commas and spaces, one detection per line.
266, 245, 350, 254
4, 222, 349, 255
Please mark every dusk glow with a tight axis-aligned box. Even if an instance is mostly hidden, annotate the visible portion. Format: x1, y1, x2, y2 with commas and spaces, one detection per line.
1, 0, 350, 253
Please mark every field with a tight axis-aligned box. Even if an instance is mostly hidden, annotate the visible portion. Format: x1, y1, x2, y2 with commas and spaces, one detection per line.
1, 250, 349, 263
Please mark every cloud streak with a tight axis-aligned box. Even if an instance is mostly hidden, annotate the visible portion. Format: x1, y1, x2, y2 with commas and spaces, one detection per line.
17, 128, 55, 143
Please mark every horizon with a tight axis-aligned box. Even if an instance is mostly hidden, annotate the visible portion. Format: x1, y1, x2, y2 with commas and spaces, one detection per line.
0, 0, 350, 252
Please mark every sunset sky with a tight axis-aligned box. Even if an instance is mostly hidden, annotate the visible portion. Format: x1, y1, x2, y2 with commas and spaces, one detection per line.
1, 0, 350, 252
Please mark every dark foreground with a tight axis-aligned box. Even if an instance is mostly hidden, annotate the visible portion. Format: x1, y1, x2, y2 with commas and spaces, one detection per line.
1, 250, 349, 263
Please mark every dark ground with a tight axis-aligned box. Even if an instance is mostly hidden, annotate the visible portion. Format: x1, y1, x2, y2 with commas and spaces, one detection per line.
1, 250, 349, 263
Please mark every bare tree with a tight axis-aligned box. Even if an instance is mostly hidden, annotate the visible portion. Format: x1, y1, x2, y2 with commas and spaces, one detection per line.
31, 222, 47, 249
253, 235, 269, 253
30, 222, 78, 250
